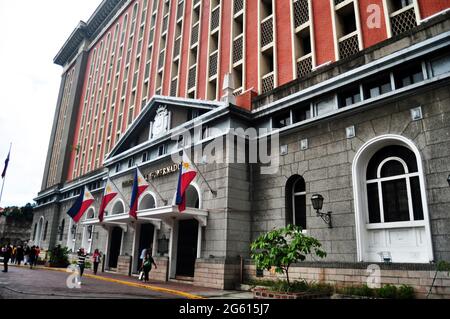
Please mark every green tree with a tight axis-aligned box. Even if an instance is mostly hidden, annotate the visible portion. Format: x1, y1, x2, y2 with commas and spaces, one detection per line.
251, 225, 327, 286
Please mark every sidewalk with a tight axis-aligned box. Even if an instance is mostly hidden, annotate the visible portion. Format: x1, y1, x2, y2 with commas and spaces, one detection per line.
85, 270, 253, 299
8, 263, 253, 299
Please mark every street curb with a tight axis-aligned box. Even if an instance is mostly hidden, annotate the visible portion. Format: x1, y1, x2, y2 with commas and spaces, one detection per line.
10, 264, 204, 299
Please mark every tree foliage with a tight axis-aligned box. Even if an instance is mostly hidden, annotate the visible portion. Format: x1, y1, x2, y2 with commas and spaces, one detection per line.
1, 203, 34, 221
250, 225, 327, 286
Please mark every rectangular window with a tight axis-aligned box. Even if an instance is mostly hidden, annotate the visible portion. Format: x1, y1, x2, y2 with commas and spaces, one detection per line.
430, 54, 450, 77
292, 104, 311, 123
314, 96, 336, 116
364, 76, 392, 99
273, 112, 291, 129
339, 86, 361, 108
158, 144, 167, 156
394, 63, 424, 89
382, 179, 410, 223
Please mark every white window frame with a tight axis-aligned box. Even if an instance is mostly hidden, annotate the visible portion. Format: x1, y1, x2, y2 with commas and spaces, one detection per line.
366, 156, 421, 225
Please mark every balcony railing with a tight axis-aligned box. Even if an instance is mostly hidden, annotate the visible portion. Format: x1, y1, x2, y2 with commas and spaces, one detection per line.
294, 0, 309, 28
191, 23, 199, 46
296, 54, 313, 78
188, 66, 197, 90
338, 31, 359, 60
209, 51, 218, 78
233, 34, 244, 64
211, 6, 221, 31
261, 72, 274, 94
261, 15, 274, 48
390, 6, 417, 37
234, 0, 244, 15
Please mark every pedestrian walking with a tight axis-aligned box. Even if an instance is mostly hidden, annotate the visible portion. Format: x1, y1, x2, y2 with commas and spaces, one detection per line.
77, 248, 88, 283
28, 246, 36, 269
2, 244, 12, 272
15, 246, 24, 265
34, 246, 41, 267
24, 246, 30, 265
139, 247, 147, 271
140, 252, 157, 283
92, 249, 101, 275
11, 246, 17, 264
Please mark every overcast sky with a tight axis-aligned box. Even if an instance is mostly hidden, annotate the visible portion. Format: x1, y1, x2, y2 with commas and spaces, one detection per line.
0, 1, 101, 207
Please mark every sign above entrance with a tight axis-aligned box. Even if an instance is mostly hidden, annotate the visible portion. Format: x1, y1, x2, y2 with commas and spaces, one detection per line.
122, 164, 179, 188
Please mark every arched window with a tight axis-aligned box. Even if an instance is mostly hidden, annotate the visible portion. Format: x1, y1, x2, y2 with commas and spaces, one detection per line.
112, 200, 126, 215
286, 175, 307, 229
185, 185, 200, 209
139, 193, 157, 211
366, 145, 423, 224
59, 219, 65, 241
33, 223, 37, 241
43, 221, 48, 241
86, 208, 96, 220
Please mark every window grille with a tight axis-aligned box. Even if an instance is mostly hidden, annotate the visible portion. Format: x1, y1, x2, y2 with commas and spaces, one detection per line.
390, 7, 417, 36
211, 6, 221, 31
209, 51, 218, 78
234, 0, 244, 14
261, 72, 274, 94
177, 1, 184, 20
293, 0, 309, 28
162, 15, 169, 33
170, 78, 178, 96
188, 66, 197, 89
233, 35, 243, 64
173, 37, 181, 58
191, 24, 199, 45
158, 51, 165, 70
297, 55, 313, 78
261, 17, 274, 48
339, 32, 359, 59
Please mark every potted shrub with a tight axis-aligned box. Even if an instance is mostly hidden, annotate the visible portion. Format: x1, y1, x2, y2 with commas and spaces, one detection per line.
47, 245, 70, 268
250, 225, 328, 299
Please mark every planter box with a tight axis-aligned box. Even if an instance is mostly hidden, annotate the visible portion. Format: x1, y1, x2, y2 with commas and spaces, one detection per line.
253, 288, 330, 300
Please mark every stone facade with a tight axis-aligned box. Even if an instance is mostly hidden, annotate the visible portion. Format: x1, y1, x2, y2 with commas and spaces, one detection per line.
31, 15, 450, 296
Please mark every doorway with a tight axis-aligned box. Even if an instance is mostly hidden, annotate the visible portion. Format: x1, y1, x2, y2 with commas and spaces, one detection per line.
108, 227, 123, 269
137, 224, 155, 271
176, 219, 199, 277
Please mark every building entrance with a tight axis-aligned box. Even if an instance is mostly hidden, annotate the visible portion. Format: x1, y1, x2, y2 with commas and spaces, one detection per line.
176, 219, 199, 277
108, 227, 122, 269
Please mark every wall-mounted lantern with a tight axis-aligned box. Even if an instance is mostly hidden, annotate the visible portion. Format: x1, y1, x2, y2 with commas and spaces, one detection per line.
311, 194, 333, 229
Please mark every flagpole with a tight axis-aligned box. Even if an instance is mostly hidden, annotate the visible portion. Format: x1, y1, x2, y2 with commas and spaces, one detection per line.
144, 171, 169, 206
185, 150, 217, 196
0, 143, 12, 206
109, 177, 129, 202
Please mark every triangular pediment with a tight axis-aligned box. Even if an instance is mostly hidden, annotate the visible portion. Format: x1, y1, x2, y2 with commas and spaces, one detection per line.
105, 95, 223, 160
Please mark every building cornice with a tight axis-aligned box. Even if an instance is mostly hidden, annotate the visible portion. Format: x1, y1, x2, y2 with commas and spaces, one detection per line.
53, 0, 125, 66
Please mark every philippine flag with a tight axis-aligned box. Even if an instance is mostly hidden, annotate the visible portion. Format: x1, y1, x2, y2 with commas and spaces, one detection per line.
67, 187, 95, 223
129, 167, 149, 219
176, 152, 197, 212
99, 178, 119, 222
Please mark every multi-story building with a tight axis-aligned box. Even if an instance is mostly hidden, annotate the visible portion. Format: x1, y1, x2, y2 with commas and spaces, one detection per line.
33, 0, 450, 296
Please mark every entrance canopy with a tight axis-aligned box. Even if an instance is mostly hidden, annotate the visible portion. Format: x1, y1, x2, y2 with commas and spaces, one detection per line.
138, 206, 208, 227
80, 206, 207, 228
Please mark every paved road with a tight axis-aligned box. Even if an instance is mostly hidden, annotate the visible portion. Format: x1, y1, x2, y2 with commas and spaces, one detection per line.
0, 266, 182, 299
